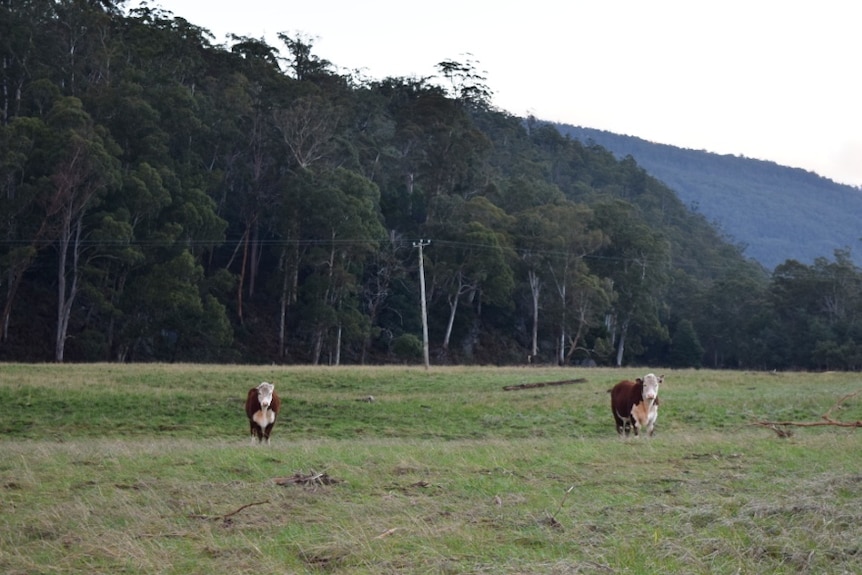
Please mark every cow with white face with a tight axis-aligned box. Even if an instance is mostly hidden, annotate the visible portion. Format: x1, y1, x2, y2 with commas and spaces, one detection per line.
245, 382, 281, 444
609, 373, 663, 437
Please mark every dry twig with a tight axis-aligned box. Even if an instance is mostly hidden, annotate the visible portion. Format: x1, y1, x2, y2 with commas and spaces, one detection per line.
188, 499, 270, 521
542, 485, 575, 530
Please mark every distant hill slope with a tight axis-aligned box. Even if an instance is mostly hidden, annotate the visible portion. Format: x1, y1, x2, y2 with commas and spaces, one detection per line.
555, 124, 862, 270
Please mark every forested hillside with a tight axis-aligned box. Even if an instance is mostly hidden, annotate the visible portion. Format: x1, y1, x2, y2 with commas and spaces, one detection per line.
2, 1, 861, 370
557, 125, 862, 269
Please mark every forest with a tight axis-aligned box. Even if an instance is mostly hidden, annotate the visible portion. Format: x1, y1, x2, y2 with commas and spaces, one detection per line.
1, 0, 861, 370
557, 124, 862, 269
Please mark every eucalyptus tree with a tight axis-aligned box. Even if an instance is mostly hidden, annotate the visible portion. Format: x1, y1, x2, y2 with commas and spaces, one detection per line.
695, 267, 768, 368
512, 207, 551, 360
537, 201, 607, 364
492, 176, 567, 359
290, 167, 385, 364
591, 199, 670, 366
372, 77, 492, 226
41, 0, 119, 97
769, 249, 862, 369
0, 0, 52, 122
120, 249, 232, 362
211, 36, 288, 323
423, 195, 515, 354
41, 96, 121, 361
508, 198, 608, 364
358, 231, 409, 364
0, 115, 49, 344
435, 56, 493, 110
270, 92, 345, 352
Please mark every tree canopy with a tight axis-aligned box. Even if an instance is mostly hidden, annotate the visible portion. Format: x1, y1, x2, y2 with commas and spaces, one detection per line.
1, 0, 860, 370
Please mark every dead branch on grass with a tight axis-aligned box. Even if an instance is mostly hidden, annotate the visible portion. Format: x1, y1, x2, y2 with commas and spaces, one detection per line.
503, 378, 587, 391
752, 389, 862, 436
188, 500, 270, 521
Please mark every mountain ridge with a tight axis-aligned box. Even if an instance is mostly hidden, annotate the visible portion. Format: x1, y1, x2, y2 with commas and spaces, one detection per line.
555, 124, 862, 269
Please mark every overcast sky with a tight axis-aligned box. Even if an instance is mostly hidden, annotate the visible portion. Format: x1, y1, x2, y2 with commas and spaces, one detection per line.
135, 0, 862, 187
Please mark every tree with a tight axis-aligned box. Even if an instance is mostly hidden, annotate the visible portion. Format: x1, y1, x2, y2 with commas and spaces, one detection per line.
424, 195, 514, 355
122, 250, 232, 362
436, 56, 493, 109
294, 167, 385, 364
768, 249, 862, 369
42, 97, 121, 361
0, 115, 49, 343
669, 319, 704, 367
591, 199, 670, 366
538, 202, 606, 364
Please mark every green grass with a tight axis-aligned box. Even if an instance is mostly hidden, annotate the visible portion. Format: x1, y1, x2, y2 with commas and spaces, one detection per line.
1, 365, 861, 574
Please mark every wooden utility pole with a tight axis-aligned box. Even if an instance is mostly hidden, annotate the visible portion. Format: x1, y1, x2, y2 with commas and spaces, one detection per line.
413, 239, 431, 369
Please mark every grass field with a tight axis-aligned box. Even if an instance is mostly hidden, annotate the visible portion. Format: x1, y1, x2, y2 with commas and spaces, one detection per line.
1, 364, 861, 574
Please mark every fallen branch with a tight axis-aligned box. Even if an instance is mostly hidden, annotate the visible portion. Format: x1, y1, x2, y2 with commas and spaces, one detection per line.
223, 500, 270, 519
188, 500, 269, 521
752, 389, 862, 436
503, 378, 587, 391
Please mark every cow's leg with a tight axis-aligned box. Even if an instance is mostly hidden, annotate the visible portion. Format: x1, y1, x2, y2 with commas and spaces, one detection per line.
613, 416, 624, 435
615, 412, 633, 437
250, 421, 262, 444
613, 410, 625, 436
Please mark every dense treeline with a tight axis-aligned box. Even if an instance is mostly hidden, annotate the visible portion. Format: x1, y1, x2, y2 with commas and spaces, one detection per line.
1, 1, 861, 369
557, 125, 862, 269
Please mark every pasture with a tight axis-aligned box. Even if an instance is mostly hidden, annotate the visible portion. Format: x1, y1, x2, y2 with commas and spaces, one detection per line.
1, 364, 861, 574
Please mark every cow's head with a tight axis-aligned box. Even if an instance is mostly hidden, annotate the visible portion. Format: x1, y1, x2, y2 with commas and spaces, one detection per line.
257, 382, 275, 410
641, 373, 662, 401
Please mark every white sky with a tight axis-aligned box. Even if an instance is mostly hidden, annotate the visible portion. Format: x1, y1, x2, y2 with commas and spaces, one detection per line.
135, 0, 862, 187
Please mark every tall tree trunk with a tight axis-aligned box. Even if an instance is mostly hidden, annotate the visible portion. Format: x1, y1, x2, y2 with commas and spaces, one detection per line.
443, 291, 460, 350
2, 262, 27, 342
312, 328, 323, 365
2, 218, 54, 343
564, 306, 588, 363
248, 216, 259, 297
236, 226, 250, 325
528, 270, 541, 358
55, 213, 83, 362
615, 318, 629, 367
278, 247, 289, 358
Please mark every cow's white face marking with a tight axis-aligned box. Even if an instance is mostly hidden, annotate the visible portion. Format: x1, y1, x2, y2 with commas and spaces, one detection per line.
638, 373, 662, 436
642, 373, 661, 402
257, 382, 275, 410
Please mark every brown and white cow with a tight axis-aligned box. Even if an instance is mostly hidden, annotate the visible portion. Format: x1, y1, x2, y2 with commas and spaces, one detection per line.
245, 381, 281, 444
608, 373, 663, 437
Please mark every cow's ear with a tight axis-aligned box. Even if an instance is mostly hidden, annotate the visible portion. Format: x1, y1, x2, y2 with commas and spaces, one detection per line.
636, 378, 643, 384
